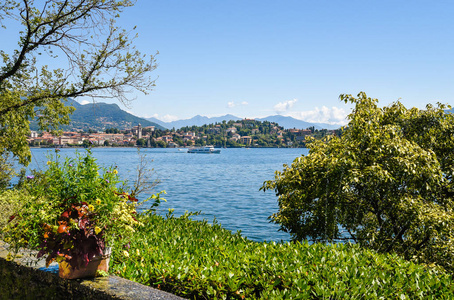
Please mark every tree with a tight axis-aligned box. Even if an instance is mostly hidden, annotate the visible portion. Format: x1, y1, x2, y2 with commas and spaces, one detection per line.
82, 139, 91, 148
262, 92, 454, 271
0, 0, 156, 167
106, 128, 120, 134
194, 138, 204, 146
136, 138, 146, 147
156, 140, 166, 148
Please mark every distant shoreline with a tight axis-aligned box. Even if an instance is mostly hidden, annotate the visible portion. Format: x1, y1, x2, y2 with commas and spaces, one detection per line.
29, 145, 308, 149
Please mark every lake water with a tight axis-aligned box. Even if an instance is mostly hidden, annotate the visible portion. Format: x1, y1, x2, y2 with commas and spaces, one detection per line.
27, 147, 309, 242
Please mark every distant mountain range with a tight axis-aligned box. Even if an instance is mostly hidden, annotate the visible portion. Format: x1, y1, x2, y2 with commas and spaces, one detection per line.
146, 114, 241, 129
28, 100, 454, 133
30, 98, 342, 132
31, 99, 165, 131
255, 115, 341, 130
150, 107, 453, 131
147, 114, 341, 130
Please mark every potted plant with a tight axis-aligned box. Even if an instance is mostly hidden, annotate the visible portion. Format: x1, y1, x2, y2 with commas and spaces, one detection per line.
3, 149, 159, 279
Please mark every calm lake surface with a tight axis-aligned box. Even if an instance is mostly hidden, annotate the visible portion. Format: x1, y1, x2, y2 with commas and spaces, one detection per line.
28, 147, 309, 242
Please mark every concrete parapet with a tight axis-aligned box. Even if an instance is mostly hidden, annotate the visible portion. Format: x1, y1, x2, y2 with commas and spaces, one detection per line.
0, 242, 184, 300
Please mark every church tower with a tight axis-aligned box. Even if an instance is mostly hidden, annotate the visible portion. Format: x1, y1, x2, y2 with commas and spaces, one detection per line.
137, 123, 142, 139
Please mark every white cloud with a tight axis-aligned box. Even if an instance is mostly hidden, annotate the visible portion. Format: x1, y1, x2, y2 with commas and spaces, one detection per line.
287, 106, 348, 125
160, 114, 180, 122
137, 113, 156, 119
146, 113, 180, 122
274, 99, 298, 113
228, 101, 248, 108
80, 100, 90, 105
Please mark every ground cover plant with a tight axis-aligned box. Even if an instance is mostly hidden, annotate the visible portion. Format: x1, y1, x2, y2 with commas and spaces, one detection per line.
110, 212, 454, 299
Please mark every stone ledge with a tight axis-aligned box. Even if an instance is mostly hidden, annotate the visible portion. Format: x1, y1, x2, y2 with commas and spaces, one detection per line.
0, 242, 184, 300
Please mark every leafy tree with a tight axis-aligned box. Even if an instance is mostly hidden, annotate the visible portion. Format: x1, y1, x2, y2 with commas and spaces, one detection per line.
156, 140, 166, 148
136, 138, 146, 147
194, 138, 204, 146
262, 92, 454, 271
0, 0, 156, 167
106, 128, 120, 134
82, 139, 91, 148
148, 138, 156, 147
172, 136, 183, 146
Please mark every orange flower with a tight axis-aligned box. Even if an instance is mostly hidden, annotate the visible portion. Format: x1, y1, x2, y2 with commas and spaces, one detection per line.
57, 225, 67, 234
57, 221, 68, 234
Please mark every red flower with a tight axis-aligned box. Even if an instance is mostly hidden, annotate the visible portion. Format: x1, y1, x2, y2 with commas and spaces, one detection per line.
61, 210, 70, 219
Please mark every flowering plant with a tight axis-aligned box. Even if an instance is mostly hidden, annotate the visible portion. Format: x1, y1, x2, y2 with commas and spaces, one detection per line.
3, 149, 162, 269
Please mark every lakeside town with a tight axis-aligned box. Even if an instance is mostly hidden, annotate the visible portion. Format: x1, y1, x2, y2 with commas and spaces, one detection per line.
27, 119, 340, 148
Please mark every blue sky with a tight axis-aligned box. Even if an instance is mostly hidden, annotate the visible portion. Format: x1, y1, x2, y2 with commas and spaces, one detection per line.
5, 1, 454, 125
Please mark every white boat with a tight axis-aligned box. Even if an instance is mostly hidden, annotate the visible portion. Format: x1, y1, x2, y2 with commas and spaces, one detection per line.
188, 145, 221, 154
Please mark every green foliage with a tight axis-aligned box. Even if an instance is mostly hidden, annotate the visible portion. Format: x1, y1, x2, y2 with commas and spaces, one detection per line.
0, 153, 16, 189
262, 92, 454, 271
0, 189, 30, 231
110, 213, 454, 299
136, 138, 147, 147
106, 127, 121, 134
82, 139, 92, 148
0, 0, 157, 167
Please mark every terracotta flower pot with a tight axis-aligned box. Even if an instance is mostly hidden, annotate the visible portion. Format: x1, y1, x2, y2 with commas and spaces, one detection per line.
59, 247, 111, 279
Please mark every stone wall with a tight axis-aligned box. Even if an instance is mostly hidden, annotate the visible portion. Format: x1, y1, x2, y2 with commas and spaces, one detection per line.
0, 242, 183, 300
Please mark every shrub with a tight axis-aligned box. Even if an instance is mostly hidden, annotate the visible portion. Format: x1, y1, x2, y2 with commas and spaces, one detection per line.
262, 92, 454, 272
